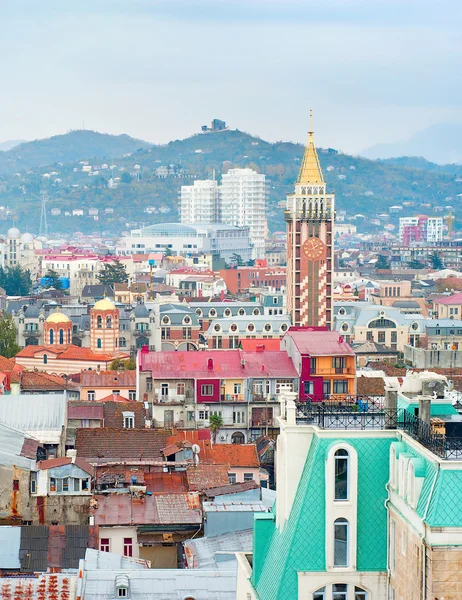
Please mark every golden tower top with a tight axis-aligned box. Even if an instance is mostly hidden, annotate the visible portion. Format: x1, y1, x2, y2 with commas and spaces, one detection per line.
297, 109, 325, 185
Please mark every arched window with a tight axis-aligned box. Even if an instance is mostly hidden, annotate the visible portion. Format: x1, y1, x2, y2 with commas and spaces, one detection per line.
97, 315, 102, 328
59, 329, 64, 345
97, 338, 102, 349
313, 587, 325, 600
49, 329, 54, 344
368, 317, 396, 329
354, 588, 367, 600
67, 330, 71, 344
119, 337, 127, 348
332, 584, 347, 600
334, 518, 348, 567
43, 354, 48, 365
334, 449, 349, 501
231, 432, 245, 444
106, 316, 112, 329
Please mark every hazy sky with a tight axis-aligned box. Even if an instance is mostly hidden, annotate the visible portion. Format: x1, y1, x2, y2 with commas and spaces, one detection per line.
1, 0, 461, 153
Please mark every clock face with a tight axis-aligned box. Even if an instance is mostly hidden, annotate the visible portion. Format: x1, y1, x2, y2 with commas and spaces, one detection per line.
303, 237, 326, 261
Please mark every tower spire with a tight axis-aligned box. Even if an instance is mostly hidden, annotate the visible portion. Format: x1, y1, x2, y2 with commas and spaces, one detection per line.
297, 109, 324, 185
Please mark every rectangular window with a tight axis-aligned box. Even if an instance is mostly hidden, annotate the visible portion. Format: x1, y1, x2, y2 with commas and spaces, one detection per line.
123, 537, 133, 557
62, 478, 69, 492
87, 390, 95, 401
334, 451, 349, 500
13, 479, 19, 491
323, 380, 331, 395
201, 384, 213, 396
366, 331, 373, 341
334, 520, 348, 567
275, 379, 293, 394
100, 538, 110, 552
228, 473, 237, 484
243, 473, 254, 482
333, 380, 348, 394
304, 381, 314, 395
50, 477, 56, 492
332, 357, 346, 373
391, 331, 397, 343
129, 390, 136, 401
124, 416, 134, 428
378, 331, 386, 344
182, 327, 192, 340
233, 383, 241, 394
160, 383, 169, 398
30, 472, 37, 494
310, 357, 316, 374
198, 410, 209, 420
161, 327, 170, 339
118, 590, 128, 598
177, 383, 185, 395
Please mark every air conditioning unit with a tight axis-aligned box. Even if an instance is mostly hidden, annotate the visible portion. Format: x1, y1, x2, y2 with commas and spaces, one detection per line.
220, 435, 226, 441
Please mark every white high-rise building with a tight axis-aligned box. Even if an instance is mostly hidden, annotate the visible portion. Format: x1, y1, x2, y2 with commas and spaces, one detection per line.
179, 179, 219, 224
220, 168, 267, 259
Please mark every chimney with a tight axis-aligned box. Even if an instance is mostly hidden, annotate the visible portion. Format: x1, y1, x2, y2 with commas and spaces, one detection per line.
419, 396, 431, 426
384, 386, 398, 429
66, 449, 77, 463
207, 357, 214, 370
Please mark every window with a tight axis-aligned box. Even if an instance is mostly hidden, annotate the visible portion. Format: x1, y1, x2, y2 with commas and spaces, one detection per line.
129, 390, 136, 401
62, 478, 69, 492
229, 336, 239, 348
233, 383, 242, 394
378, 331, 386, 344
233, 410, 245, 424
177, 383, 185, 395
161, 383, 169, 398
100, 538, 110, 552
198, 410, 209, 420
49, 477, 56, 492
333, 357, 346, 373
391, 331, 397, 343
333, 380, 348, 394
201, 384, 213, 396
97, 338, 102, 349
119, 337, 127, 347
369, 317, 396, 328
30, 472, 37, 494
304, 381, 314, 395
313, 587, 325, 600
59, 329, 64, 345
276, 380, 293, 394
183, 327, 192, 339
97, 315, 102, 328
366, 331, 373, 341
323, 380, 331, 395
310, 357, 317, 373
334, 449, 349, 500
123, 538, 133, 557
13, 479, 19, 491
333, 518, 348, 567
333, 584, 347, 600
355, 587, 367, 600
161, 327, 170, 339
123, 412, 135, 428
87, 390, 95, 401
43, 352, 48, 363
49, 329, 54, 344
107, 316, 112, 328
228, 473, 237, 484
243, 473, 253, 482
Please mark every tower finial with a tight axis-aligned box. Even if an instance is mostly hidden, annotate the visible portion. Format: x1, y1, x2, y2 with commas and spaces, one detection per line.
309, 108, 313, 136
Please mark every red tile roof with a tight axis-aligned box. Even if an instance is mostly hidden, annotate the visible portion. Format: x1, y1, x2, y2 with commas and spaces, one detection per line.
186, 463, 230, 492
0, 355, 24, 383
139, 349, 298, 379
239, 339, 281, 351
144, 471, 188, 493
81, 370, 136, 387
433, 293, 462, 305
212, 444, 260, 468
37, 456, 93, 474
20, 371, 77, 391
15, 344, 128, 362
356, 376, 386, 397
75, 428, 171, 462
68, 403, 104, 420
98, 393, 135, 403
283, 329, 355, 356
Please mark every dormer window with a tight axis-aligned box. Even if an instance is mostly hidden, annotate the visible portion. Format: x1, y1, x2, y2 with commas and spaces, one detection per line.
123, 411, 135, 428
115, 575, 130, 599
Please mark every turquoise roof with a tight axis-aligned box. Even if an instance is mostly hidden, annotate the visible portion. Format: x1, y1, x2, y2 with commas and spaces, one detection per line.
253, 436, 392, 600
398, 398, 458, 417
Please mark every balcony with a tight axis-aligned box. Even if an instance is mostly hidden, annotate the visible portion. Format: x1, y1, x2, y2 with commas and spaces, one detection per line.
251, 394, 279, 403
23, 329, 41, 337
310, 367, 355, 376
220, 394, 245, 403
154, 391, 193, 404
134, 329, 151, 337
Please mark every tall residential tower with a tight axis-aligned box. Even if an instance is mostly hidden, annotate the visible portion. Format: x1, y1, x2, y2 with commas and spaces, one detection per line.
285, 114, 334, 328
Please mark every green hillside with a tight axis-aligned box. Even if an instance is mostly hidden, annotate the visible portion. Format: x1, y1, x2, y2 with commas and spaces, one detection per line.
0, 129, 461, 236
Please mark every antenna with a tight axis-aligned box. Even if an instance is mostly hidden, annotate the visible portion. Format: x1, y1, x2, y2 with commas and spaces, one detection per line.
39, 191, 48, 237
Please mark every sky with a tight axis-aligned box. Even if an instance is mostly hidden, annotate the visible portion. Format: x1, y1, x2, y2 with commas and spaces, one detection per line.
1, 0, 461, 154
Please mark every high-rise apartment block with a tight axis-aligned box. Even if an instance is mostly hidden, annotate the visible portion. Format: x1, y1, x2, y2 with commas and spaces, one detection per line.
179, 179, 220, 224
399, 215, 443, 244
220, 168, 267, 259
285, 121, 334, 328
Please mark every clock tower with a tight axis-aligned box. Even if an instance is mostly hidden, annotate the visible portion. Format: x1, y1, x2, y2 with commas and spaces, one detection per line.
285, 112, 334, 328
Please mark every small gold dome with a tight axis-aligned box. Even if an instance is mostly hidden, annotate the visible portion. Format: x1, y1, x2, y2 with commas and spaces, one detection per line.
93, 298, 116, 311
45, 311, 71, 324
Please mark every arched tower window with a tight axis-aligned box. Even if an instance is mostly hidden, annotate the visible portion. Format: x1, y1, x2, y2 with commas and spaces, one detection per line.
97, 339, 102, 349
106, 316, 112, 329
97, 315, 102, 328
43, 354, 48, 365
67, 330, 71, 344
333, 518, 349, 567
49, 329, 54, 344
334, 449, 349, 501
59, 329, 64, 345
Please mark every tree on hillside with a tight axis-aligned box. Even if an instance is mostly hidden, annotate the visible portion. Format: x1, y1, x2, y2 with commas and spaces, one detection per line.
121, 172, 133, 184
43, 269, 63, 290
209, 413, 224, 444
109, 357, 136, 371
375, 255, 390, 270
0, 266, 32, 296
97, 259, 128, 286
429, 251, 444, 270
408, 259, 425, 270
0, 311, 21, 358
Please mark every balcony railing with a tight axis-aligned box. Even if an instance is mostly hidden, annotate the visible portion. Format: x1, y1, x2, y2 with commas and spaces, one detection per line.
251, 394, 279, 403
220, 394, 245, 402
294, 398, 462, 460
23, 329, 41, 337
310, 367, 355, 376
134, 329, 151, 336
154, 392, 193, 404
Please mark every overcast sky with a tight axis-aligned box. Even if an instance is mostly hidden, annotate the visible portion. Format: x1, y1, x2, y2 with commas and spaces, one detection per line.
1, 0, 461, 153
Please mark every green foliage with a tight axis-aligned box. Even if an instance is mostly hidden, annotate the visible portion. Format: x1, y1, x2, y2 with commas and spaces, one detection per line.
0, 265, 32, 296
43, 269, 63, 290
97, 259, 128, 286
164, 246, 173, 257
120, 172, 133, 184
209, 413, 224, 443
0, 311, 21, 358
375, 255, 390, 270
109, 357, 136, 371
429, 251, 444, 270
408, 259, 426, 269
230, 253, 244, 267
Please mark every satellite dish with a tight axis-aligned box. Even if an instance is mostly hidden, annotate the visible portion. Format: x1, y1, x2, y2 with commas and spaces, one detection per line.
192, 444, 200, 454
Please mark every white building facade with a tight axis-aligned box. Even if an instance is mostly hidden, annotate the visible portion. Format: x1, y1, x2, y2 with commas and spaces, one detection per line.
220, 168, 267, 259
179, 179, 220, 224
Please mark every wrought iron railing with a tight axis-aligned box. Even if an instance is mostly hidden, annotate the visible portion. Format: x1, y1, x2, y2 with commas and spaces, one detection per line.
294, 398, 462, 460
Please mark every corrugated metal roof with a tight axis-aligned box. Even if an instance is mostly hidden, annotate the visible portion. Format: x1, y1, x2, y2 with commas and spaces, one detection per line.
0, 393, 66, 445
285, 329, 356, 356
203, 501, 267, 513
0, 423, 38, 470
0, 526, 21, 569
84, 548, 149, 570
183, 529, 252, 569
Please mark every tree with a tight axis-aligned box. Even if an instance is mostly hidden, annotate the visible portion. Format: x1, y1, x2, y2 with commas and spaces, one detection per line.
209, 413, 224, 444
109, 357, 136, 371
97, 258, 128, 286
164, 246, 173, 257
429, 251, 444, 270
230, 253, 244, 267
0, 311, 21, 358
408, 259, 425, 270
0, 265, 32, 296
246, 259, 256, 267
43, 269, 63, 290
120, 172, 133, 184
375, 255, 390, 270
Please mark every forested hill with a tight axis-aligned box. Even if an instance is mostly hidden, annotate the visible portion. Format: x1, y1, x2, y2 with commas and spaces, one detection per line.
0, 128, 461, 235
